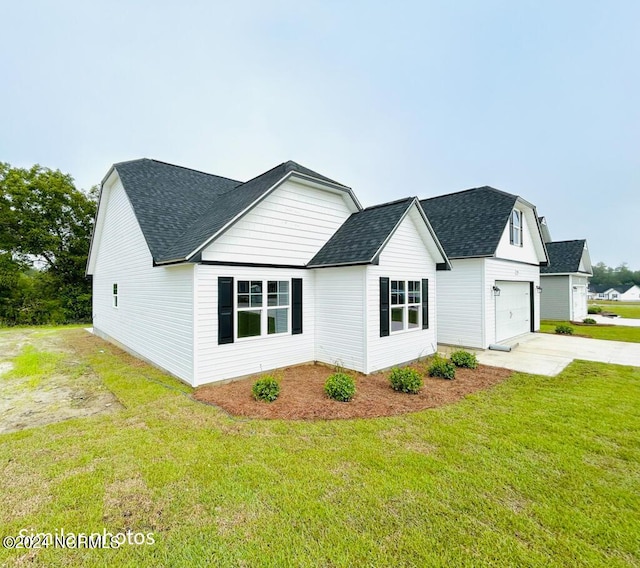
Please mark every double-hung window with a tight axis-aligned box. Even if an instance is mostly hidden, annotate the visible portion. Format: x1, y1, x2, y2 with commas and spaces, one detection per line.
112, 283, 118, 308
510, 209, 522, 246
237, 279, 289, 339
391, 280, 421, 332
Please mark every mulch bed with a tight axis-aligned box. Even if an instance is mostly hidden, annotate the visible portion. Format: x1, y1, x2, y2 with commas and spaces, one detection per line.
193, 362, 512, 420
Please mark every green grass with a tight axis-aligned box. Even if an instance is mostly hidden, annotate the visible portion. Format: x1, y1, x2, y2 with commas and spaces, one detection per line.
1, 328, 639, 567
589, 301, 640, 319
3, 345, 66, 389
541, 320, 640, 343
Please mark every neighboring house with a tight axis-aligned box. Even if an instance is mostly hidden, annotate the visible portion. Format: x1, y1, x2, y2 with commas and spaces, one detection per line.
87, 159, 450, 386
420, 186, 548, 349
540, 240, 592, 321
587, 284, 640, 301
614, 284, 640, 301
588, 284, 617, 300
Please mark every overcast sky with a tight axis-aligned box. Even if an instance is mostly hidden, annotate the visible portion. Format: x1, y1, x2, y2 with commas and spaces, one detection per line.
2, 1, 638, 267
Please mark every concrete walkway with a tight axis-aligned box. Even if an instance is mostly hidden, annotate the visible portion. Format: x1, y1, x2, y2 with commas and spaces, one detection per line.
441, 333, 640, 377
590, 314, 640, 327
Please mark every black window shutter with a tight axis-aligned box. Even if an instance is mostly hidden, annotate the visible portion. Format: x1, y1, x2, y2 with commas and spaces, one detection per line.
509, 211, 514, 244
422, 278, 429, 329
380, 277, 390, 337
292, 278, 303, 335
218, 276, 234, 344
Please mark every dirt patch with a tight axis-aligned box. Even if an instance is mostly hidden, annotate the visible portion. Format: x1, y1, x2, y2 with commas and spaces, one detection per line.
0, 328, 122, 434
194, 362, 512, 420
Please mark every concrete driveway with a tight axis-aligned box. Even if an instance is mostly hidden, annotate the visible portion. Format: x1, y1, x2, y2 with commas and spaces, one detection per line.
443, 333, 640, 376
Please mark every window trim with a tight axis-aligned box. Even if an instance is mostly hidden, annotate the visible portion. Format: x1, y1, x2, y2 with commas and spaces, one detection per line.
510, 209, 523, 247
112, 282, 119, 308
390, 279, 422, 334
235, 278, 291, 341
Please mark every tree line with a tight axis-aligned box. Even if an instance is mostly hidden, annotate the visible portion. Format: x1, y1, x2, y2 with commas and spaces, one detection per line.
0, 162, 96, 325
590, 262, 640, 289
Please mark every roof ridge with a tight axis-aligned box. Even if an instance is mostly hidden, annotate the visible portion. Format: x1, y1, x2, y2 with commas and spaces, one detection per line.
148, 158, 243, 184
361, 196, 414, 212
113, 157, 244, 185
422, 185, 517, 202
235, 161, 287, 187
547, 238, 586, 245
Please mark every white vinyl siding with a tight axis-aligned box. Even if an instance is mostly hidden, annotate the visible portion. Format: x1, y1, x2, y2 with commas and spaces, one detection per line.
194, 265, 314, 385
434, 258, 485, 348
366, 211, 438, 373
92, 174, 194, 383
495, 207, 541, 264
201, 179, 354, 266
315, 266, 367, 372
540, 275, 571, 320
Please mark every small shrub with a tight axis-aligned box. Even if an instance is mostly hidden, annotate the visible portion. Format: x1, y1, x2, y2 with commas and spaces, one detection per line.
587, 305, 602, 314
555, 324, 574, 335
389, 367, 423, 394
428, 355, 456, 380
582, 317, 597, 325
450, 350, 478, 369
252, 375, 280, 402
324, 372, 356, 402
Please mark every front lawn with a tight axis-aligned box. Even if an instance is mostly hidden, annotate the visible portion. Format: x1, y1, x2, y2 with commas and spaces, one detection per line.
1, 328, 639, 567
589, 301, 640, 319
541, 320, 640, 343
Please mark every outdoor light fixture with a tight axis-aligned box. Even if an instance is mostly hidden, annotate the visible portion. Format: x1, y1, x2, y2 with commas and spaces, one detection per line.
536, 285, 543, 293
492, 285, 501, 297
572, 286, 578, 290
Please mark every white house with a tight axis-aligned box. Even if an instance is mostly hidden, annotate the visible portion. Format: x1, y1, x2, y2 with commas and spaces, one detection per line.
588, 284, 640, 301
540, 239, 592, 321
615, 284, 640, 301
87, 159, 450, 386
420, 187, 549, 349
588, 285, 617, 300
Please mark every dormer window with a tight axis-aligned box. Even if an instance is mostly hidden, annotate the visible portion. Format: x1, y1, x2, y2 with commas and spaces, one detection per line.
510, 209, 522, 247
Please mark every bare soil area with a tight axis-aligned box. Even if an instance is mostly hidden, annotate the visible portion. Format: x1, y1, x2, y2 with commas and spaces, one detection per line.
194, 362, 512, 420
0, 328, 122, 434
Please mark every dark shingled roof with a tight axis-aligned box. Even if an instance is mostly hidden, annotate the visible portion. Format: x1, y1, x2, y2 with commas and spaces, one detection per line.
541, 240, 589, 274
419, 186, 518, 258
113, 159, 348, 263
308, 198, 415, 267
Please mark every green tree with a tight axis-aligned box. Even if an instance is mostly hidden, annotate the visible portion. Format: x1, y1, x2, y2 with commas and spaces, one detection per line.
0, 162, 96, 325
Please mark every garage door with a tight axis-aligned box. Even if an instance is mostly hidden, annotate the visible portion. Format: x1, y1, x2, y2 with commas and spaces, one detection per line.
495, 281, 531, 343
572, 285, 587, 321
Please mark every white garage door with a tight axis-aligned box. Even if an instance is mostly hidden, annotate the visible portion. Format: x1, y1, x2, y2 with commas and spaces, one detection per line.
495, 281, 531, 343
572, 285, 587, 321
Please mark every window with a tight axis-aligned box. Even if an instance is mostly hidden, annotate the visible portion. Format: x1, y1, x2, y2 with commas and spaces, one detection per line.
510, 209, 522, 246
390, 280, 421, 332
112, 283, 118, 308
237, 279, 289, 339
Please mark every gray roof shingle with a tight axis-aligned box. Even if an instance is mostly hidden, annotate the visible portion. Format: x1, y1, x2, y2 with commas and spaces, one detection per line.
420, 186, 518, 258
308, 198, 415, 267
540, 240, 588, 274
113, 159, 349, 263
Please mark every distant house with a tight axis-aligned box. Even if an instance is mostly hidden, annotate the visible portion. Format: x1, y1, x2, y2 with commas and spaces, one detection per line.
588, 284, 617, 300
614, 284, 640, 301
420, 187, 548, 349
588, 284, 640, 301
540, 239, 592, 321
87, 159, 450, 386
